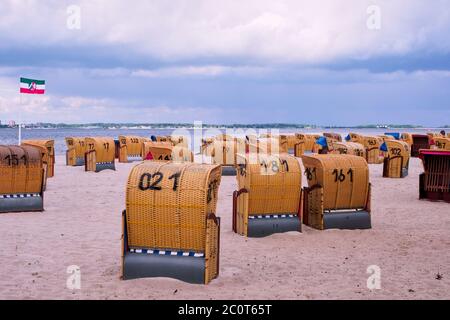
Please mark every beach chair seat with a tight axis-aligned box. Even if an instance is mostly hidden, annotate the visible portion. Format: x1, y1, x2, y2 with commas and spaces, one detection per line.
233, 153, 302, 237
211, 138, 246, 176
419, 150, 450, 203
65, 137, 85, 166
84, 137, 116, 172
301, 154, 371, 230
0, 145, 44, 213
411, 134, 430, 157
122, 162, 221, 284
381, 140, 410, 178
118, 136, 149, 163
22, 139, 55, 177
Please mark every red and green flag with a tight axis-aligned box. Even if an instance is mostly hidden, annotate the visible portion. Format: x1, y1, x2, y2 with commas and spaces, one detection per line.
20, 77, 45, 94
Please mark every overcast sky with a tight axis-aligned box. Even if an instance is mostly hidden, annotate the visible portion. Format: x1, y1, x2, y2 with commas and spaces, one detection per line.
0, 0, 449, 125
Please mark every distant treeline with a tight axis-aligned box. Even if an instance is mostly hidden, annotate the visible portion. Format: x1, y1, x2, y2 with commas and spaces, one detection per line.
0, 122, 437, 129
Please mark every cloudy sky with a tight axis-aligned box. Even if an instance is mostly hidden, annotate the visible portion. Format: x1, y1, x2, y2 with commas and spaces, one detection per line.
0, 0, 449, 125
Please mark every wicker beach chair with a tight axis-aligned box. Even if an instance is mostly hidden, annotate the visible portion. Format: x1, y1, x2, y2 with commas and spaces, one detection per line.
233, 153, 302, 237
323, 132, 342, 142
329, 141, 366, 157
142, 141, 193, 162
301, 154, 371, 230
84, 137, 116, 172
22, 139, 55, 178
0, 145, 45, 213
169, 135, 189, 148
65, 137, 85, 166
419, 150, 450, 203
118, 136, 149, 163
432, 137, 450, 151
381, 140, 410, 178
400, 133, 413, 148
122, 162, 221, 284
211, 138, 246, 176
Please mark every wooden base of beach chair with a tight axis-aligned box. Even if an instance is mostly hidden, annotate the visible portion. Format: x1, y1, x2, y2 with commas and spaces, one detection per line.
121, 210, 221, 284
0, 193, 43, 213
322, 210, 371, 230
221, 165, 236, 176
247, 215, 301, 237
123, 251, 206, 284
126, 155, 142, 162
95, 162, 115, 172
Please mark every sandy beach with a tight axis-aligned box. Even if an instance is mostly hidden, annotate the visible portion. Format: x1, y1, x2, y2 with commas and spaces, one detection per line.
0, 155, 449, 300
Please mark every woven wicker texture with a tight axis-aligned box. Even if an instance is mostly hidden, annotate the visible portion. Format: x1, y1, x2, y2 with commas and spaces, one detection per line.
65, 137, 85, 166
156, 136, 170, 143
125, 162, 221, 253
236, 153, 301, 215
330, 142, 366, 157
22, 140, 55, 177
118, 136, 149, 162
85, 137, 115, 171
433, 137, 450, 151
0, 145, 43, 195
383, 140, 410, 178
302, 154, 369, 210
323, 133, 343, 142
142, 142, 193, 162
211, 139, 246, 166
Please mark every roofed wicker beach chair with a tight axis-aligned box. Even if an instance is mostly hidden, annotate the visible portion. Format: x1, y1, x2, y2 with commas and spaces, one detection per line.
381, 140, 410, 178
233, 153, 302, 237
400, 133, 413, 147
329, 141, 366, 158
285, 134, 299, 154
419, 149, 450, 203
431, 137, 450, 151
84, 137, 116, 172
65, 137, 85, 166
169, 135, 189, 148
142, 141, 194, 162
301, 154, 371, 230
122, 162, 221, 284
323, 132, 342, 142
0, 145, 45, 213
118, 136, 149, 163
211, 138, 246, 176
411, 134, 430, 157
346, 134, 383, 164
22, 139, 55, 178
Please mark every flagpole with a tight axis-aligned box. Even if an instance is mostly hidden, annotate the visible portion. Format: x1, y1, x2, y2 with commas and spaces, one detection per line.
19, 90, 22, 145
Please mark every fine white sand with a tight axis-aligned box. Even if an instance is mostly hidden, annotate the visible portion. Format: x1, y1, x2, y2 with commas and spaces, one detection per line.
0, 155, 449, 300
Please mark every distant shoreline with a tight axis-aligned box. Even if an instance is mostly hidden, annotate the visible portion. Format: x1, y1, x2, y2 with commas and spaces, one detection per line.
1, 123, 448, 130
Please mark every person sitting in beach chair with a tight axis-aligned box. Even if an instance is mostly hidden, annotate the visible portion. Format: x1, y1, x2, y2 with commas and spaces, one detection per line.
122, 162, 221, 284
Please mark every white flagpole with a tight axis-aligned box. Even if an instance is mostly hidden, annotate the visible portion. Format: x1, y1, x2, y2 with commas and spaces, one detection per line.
19, 90, 22, 145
